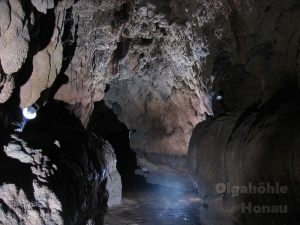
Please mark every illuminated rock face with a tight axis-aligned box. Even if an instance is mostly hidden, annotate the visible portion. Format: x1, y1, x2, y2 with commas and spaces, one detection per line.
0, 0, 72, 106
0, 105, 110, 224
104, 141, 122, 207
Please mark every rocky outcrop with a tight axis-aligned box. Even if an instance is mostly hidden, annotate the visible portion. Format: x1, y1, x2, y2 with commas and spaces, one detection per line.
0, 0, 74, 106
188, 89, 300, 224
0, 104, 110, 224
0, 0, 29, 76
104, 141, 122, 207
186, 0, 300, 223
0, 0, 29, 103
54, 0, 121, 127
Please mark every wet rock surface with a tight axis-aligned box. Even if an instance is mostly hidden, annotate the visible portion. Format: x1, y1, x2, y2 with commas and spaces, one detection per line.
134, 151, 195, 191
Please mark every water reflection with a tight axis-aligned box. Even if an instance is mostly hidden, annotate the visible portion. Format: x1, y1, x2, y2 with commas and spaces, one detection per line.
104, 173, 202, 225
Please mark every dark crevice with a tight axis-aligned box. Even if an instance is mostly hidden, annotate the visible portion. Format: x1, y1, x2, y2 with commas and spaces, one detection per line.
54, 0, 59, 7
0, 199, 20, 223
39, 100, 83, 130
47, 74, 69, 100
44, 7, 76, 101
113, 37, 131, 61
248, 82, 298, 131
60, 7, 78, 75
156, 23, 168, 36
141, 37, 153, 46
114, 3, 130, 22
112, 2, 131, 29
104, 84, 110, 93
15, 57, 34, 86
38, 8, 56, 51
227, 100, 261, 143
111, 37, 131, 75
226, 82, 298, 146
139, 53, 145, 59
264, 6, 271, 12
226, 0, 241, 52
88, 101, 137, 176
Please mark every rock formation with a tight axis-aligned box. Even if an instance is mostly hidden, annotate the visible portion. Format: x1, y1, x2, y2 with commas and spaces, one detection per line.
188, 89, 300, 224
104, 141, 122, 207
0, 102, 109, 224
0, 0, 299, 224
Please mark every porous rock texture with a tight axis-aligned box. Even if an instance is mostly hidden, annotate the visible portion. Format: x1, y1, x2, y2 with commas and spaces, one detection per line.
20, 0, 79, 109
0, 0, 74, 106
0, 103, 110, 225
0, 0, 28, 103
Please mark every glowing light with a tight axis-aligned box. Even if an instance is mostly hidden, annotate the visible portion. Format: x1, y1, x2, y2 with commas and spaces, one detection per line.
22, 106, 37, 120
216, 95, 223, 101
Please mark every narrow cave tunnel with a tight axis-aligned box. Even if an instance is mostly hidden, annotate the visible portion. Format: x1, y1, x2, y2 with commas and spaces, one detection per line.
88, 101, 202, 224
88, 100, 138, 183
1, 0, 300, 225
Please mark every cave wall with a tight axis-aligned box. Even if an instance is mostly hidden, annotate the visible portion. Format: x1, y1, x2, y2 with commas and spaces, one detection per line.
99, 0, 300, 189
188, 89, 300, 225
0, 103, 110, 224
0, 0, 300, 223
0, 0, 74, 107
0, 0, 210, 190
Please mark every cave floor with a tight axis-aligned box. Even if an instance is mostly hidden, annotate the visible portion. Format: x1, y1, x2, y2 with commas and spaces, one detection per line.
103, 172, 202, 225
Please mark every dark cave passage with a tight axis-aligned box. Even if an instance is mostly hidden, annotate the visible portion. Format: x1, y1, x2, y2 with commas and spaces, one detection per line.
87, 102, 147, 193
88, 101, 202, 225
88, 101, 143, 187
1, 0, 300, 224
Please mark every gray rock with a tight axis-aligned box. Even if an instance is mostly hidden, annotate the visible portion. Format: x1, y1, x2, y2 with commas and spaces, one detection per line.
188, 93, 300, 224
104, 141, 122, 207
